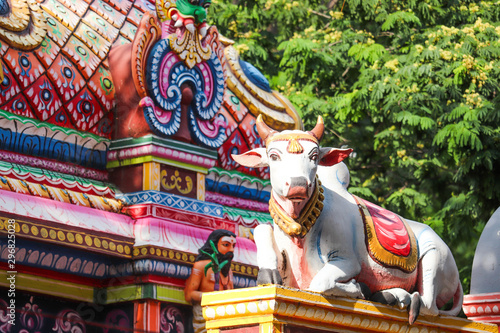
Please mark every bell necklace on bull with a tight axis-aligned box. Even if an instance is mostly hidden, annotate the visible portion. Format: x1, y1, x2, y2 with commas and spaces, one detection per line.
257, 115, 325, 238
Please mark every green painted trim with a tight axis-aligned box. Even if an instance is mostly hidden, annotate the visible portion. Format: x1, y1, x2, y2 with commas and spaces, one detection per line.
107, 155, 209, 173
0, 160, 117, 191
142, 283, 156, 299
0, 271, 94, 303
105, 284, 186, 305
223, 206, 273, 224
156, 285, 188, 305
94, 287, 108, 305
0, 109, 108, 142
105, 284, 142, 303
208, 167, 270, 186
110, 135, 218, 159
0, 268, 189, 305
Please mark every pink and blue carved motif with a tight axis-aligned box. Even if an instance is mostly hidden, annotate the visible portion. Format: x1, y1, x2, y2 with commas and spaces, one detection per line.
141, 36, 226, 148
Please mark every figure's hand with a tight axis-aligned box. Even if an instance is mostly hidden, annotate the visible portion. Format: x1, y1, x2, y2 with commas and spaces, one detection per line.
257, 268, 283, 285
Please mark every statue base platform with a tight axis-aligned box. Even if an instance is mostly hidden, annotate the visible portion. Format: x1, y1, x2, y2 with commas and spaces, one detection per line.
202, 285, 498, 333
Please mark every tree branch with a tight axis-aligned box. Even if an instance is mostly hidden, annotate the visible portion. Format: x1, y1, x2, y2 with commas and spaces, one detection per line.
327, 0, 339, 9
309, 9, 331, 19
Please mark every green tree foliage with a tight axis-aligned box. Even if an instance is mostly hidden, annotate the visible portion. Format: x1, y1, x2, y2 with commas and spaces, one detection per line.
209, 0, 500, 293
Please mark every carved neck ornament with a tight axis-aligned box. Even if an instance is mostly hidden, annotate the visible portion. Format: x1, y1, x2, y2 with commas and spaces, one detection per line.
269, 176, 324, 238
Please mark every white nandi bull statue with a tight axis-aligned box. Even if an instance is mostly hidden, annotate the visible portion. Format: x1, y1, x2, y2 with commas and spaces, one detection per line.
233, 115, 463, 324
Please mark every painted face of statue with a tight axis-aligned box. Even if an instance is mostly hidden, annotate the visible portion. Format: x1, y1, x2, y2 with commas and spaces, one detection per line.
217, 236, 236, 255
217, 236, 236, 276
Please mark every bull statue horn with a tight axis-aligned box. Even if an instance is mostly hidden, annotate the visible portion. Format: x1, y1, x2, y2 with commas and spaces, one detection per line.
308, 116, 324, 142
256, 115, 277, 143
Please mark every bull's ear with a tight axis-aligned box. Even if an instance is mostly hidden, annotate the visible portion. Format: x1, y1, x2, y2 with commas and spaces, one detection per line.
232, 148, 269, 168
319, 148, 353, 166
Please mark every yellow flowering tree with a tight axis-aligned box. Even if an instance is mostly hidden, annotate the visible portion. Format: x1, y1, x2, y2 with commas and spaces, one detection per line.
210, 0, 500, 293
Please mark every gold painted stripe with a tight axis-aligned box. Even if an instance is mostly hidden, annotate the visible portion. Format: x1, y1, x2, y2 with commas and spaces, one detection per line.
197, 173, 205, 201
205, 315, 276, 329
143, 161, 161, 191
0, 218, 133, 258
133, 245, 258, 277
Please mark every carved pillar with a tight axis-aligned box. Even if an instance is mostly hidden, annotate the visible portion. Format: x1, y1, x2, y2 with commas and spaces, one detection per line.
197, 173, 206, 201
134, 299, 161, 332
143, 162, 161, 191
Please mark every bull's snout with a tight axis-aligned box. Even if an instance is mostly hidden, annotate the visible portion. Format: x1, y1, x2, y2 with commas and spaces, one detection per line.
285, 176, 310, 201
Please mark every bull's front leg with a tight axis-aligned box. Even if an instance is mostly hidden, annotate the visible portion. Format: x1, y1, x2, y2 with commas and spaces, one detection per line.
254, 224, 283, 285
308, 259, 369, 299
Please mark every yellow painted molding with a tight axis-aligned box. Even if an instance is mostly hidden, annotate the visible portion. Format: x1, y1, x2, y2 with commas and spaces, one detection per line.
0, 269, 188, 305
107, 155, 209, 174
197, 173, 205, 201
143, 161, 161, 191
260, 322, 284, 333
0, 270, 94, 303
205, 315, 276, 330
156, 285, 188, 305
202, 285, 499, 333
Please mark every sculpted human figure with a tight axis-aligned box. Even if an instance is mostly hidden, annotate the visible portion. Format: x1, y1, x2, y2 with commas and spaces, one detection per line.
184, 229, 236, 333
233, 115, 463, 324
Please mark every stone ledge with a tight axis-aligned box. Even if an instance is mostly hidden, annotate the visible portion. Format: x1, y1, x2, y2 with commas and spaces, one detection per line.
202, 285, 498, 333
464, 292, 500, 326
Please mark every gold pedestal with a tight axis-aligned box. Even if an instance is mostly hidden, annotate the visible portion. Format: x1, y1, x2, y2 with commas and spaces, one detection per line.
202, 285, 498, 333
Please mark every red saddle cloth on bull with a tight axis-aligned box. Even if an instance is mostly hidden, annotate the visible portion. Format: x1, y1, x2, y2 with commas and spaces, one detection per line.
354, 195, 418, 273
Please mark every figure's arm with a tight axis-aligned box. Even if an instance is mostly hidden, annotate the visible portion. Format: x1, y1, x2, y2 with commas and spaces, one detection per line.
254, 224, 283, 285
184, 262, 205, 304
228, 270, 234, 290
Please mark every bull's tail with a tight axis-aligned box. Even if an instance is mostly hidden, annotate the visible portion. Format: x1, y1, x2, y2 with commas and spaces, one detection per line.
439, 282, 464, 317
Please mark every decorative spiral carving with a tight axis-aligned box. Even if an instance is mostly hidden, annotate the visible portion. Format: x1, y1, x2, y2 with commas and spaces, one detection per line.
0, 0, 47, 50
132, 13, 162, 98
53, 310, 86, 333
142, 37, 226, 148
19, 297, 44, 332
160, 305, 185, 333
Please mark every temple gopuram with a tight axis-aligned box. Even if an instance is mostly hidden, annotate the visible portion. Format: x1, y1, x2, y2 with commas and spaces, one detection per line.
0, 0, 498, 332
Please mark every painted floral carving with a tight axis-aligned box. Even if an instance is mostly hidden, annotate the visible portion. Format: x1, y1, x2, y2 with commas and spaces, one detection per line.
52, 310, 86, 333
19, 297, 44, 333
160, 305, 185, 333
0, 299, 14, 332
161, 169, 193, 195
103, 309, 130, 333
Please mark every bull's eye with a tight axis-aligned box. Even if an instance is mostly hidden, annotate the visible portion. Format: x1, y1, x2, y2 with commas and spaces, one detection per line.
269, 153, 281, 162
309, 152, 318, 162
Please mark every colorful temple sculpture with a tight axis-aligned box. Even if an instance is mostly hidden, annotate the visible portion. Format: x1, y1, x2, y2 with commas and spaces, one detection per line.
0, 0, 299, 330
464, 207, 500, 327
0, 0, 497, 332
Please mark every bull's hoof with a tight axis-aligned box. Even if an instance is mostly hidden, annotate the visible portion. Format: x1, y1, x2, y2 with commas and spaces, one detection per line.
359, 282, 372, 300
371, 291, 397, 306
257, 268, 283, 285
408, 293, 421, 325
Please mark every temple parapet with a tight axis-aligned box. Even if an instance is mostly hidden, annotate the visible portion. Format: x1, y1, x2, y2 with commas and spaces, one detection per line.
202, 285, 498, 333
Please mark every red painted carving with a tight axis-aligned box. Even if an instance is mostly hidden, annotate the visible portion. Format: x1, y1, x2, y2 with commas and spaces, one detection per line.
124, 203, 236, 233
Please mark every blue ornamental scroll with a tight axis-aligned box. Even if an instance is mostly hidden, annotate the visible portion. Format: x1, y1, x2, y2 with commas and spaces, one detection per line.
141, 37, 226, 148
